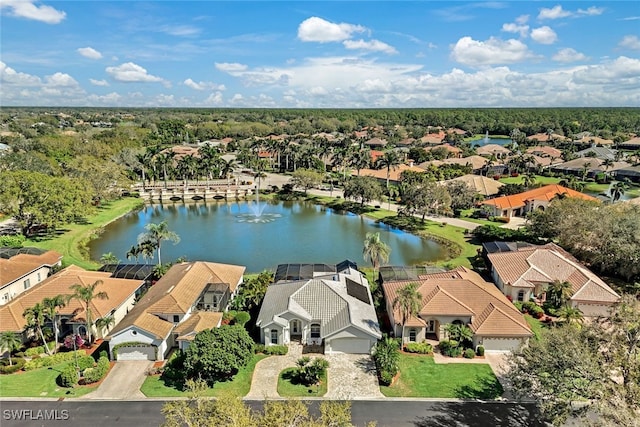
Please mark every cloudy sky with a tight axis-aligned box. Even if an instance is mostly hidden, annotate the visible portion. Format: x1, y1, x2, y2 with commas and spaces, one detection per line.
1, 1, 639, 108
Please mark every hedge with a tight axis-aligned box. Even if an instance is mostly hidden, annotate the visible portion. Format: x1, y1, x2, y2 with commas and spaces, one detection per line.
25, 342, 56, 357
83, 356, 109, 384
59, 364, 79, 387
23, 350, 85, 370
77, 355, 96, 371
404, 342, 433, 354
263, 345, 288, 355
0, 358, 26, 374
463, 349, 476, 359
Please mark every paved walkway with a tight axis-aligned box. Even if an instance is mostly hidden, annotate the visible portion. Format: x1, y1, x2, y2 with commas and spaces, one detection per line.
80, 361, 152, 400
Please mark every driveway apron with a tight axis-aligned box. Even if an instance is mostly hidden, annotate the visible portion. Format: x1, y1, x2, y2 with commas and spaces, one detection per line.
81, 361, 152, 399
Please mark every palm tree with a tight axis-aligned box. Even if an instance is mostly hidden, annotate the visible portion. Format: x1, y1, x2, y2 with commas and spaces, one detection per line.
94, 315, 115, 339
42, 295, 67, 353
100, 252, 119, 265
387, 186, 399, 210
0, 332, 21, 366
547, 280, 573, 309
68, 280, 109, 344
376, 150, 402, 189
219, 158, 238, 186
557, 305, 583, 325
350, 149, 371, 176
602, 159, 614, 182
138, 220, 180, 266
363, 232, 391, 278
610, 180, 628, 203
23, 303, 52, 355
522, 173, 537, 189
392, 283, 422, 344
126, 245, 141, 263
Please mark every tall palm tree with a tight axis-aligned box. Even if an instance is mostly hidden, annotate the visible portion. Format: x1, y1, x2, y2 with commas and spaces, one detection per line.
557, 305, 583, 325
220, 158, 238, 186
377, 150, 402, 189
100, 252, 119, 265
126, 245, 141, 263
363, 232, 391, 279
350, 149, 371, 176
0, 332, 21, 366
610, 180, 628, 203
23, 303, 52, 355
387, 186, 399, 210
42, 295, 67, 353
94, 315, 115, 339
393, 283, 422, 344
547, 280, 573, 309
139, 220, 180, 266
68, 280, 109, 344
522, 173, 537, 189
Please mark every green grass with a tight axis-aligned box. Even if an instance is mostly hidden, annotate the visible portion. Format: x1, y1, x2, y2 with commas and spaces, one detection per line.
277, 367, 327, 397
0, 362, 98, 398
380, 354, 503, 399
498, 175, 561, 186
140, 354, 268, 397
24, 197, 144, 270
524, 314, 547, 341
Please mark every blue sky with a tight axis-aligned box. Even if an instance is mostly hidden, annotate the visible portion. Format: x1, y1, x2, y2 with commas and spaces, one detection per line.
1, 1, 639, 107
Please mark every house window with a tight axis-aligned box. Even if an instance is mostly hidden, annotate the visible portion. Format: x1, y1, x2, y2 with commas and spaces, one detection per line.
173, 315, 180, 323
212, 295, 219, 309
409, 329, 417, 342
270, 329, 278, 344
23, 279, 30, 290
427, 320, 436, 333
310, 323, 321, 338
517, 290, 525, 302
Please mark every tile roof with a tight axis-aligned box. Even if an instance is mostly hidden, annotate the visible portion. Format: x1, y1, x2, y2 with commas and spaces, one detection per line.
481, 184, 598, 210
357, 164, 425, 182
0, 250, 62, 287
486, 245, 619, 304
108, 261, 245, 339
443, 174, 504, 196
383, 267, 532, 338
174, 312, 223, 341
476, 144, 512, 156
526, 146, 562, 158
0, 265, 143, 333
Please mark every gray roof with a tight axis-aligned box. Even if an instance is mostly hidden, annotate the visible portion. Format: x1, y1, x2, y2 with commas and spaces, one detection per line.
256, 271, 381, 339
575, 146, 617, 161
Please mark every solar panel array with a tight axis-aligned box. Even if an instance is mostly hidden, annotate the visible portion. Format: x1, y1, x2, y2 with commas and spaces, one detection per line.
345, 277, 370, 305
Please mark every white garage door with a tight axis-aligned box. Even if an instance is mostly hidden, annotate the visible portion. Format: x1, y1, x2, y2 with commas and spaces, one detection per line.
482, 338, 523, 352
116, 346, 156, 361
327, 338, 371, 354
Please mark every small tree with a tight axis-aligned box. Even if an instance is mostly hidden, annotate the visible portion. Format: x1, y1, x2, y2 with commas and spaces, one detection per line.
23, 302, 52, 355
392, 283, 422, 344
290, 168, 323, 195
42, 294, 67, 353
68, 280, 109, 344
0, 331, 22, 366
94, 315, 116, 339
363, 231, 391, 278
295, 357, 329, 386
100, 252, 120, 265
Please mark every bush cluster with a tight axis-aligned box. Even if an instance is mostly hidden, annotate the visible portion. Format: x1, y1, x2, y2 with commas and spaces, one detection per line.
83, 356, 110, 384
463, 349, 476, 359
522, 301, 544, 319
439, 340, 463, 357
59, 364, 78, 387
23, 350, 85, 370
373, 338, 400, 386
77, 355, 96, 371
476, 345, 485, 357
0, 358, 26, 374
404, 342, 433, 354
24, 342, 56, 357
263, 345, 288, 355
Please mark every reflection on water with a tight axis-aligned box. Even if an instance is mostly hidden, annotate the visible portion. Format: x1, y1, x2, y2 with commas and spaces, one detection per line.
89, 200, 449, 273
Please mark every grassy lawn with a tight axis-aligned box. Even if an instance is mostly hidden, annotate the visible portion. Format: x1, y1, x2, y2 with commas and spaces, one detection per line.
0, 362, 97, 398
380, 354, 503, 399
498, 175, 561, 186
277, 367, 327, 397
140, 354, 268, 397
524, 314, 547, 340
25, 197, 143, 270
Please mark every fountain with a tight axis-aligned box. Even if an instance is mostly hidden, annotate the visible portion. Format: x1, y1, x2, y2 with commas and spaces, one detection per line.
483, 131, 489, 145
236, 188, 282, 223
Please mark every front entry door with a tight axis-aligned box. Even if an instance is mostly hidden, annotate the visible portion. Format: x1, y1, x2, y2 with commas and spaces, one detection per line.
291, 319, 302, 337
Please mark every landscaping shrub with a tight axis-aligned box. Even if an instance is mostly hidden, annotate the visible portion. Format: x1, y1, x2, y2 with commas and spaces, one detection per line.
295, 357, 329, 386
522, 302, 544, 318
513, 301, 523, 312
0, 358, 26, 374
464, 349, 476, 359
83, 356, 109, 384
99, 350, 109, 360
263, 345, 288, 355
254, 344, 265, 354
233, 311, 251, 326
0, 234, 25, 248
77, 355, 95, 371
25, 342, 56, 357
59, 364, 79, 387
439, 340, 462, 357
404, 342, 433, 354
379, 370, 394, 386
476, 346, 485, 357
23, 350, 85, 370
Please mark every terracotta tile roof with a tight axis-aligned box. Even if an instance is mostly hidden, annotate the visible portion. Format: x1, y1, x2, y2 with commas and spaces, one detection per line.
476, 144, 512, 156
486, 245, 619, 305
357, 164, 425, 182
425, 144, 461, 154
420, 134, 444, 145
364, 137, 388, 146
442, 155, 488, 170
444, 174, 504, 196
383, 267, 531, 338
0, 265, 143, 333
481, 184, 597, 210
174, 312, 223, 341
1, 250, 62, 287
526, 146, 562, 158
108, 261, 244, 339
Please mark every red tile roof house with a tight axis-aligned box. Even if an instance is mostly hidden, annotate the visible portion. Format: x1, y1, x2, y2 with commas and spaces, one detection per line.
484, 243, 620, 317
1, 248, 62, 305
107, 261, 245, 360
382, 266, 532, 352
480, 184, 598, 218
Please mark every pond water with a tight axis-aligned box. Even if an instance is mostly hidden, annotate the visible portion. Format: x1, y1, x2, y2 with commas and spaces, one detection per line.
88, 200, 449, 273
469, 137, 513, 147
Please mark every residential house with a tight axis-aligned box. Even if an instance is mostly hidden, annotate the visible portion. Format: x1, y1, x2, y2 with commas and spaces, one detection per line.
618, 136, 640, 150
425, 144, 462, 158
442, 174, 504, 197
575, 146, 618, 161
575, 136, 614, 146
476, 144, 512, 159
0, 265, 143, 343
613, 165, 640, 184
256, 261, 381, 354
483, 242, 620, 317
420, 155, 489, 174
525, 146, 562, 159
480, 184, 598, 218
364, 137, 388, 148
382, 266, 532, 352
0, 248, 62, 305
550, 158, 630, 178
356, 163, 426, 185
107, 261, 245, 361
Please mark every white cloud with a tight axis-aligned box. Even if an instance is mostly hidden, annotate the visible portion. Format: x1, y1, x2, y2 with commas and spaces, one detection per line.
89, 79, 109, 86
515, 15, 530, 25
297, 16, 365, 43
0, 61, 41, 86
215, 62, 248, 73
0, 0, 65, 24
618, 35, 640, 51
105, 62, 165, 83
77, 47, 103, 60
159, 25, 200, 37
531, 26, 558, 44
502, 23, 529, 38
552, 48, 588, 63
204, 91, 223, 105
343, 39, 397, 54
450, 36, 535, 66
538, 5, 571, 20
45, 72, 79, 87
0, 62, 86, 105
577, 7, 604, 16
183, 78, 225, 91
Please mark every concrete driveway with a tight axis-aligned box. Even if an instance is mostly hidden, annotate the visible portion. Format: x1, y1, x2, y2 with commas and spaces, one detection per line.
324, 354, 384, 399
81, 361, 152, 400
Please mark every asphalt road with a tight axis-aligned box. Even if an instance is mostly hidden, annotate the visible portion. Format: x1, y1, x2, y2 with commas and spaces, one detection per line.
0, 399, 545, 427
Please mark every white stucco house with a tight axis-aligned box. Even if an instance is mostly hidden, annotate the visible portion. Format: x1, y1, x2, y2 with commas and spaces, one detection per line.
107, 261, 245, 361
0, 247, 62, 305
256, 261, 381, 354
